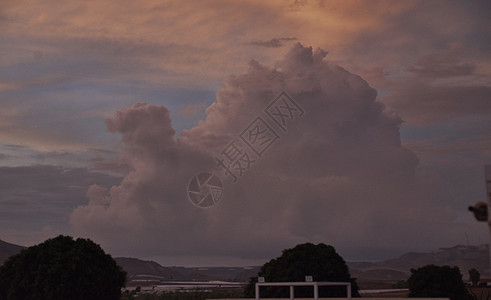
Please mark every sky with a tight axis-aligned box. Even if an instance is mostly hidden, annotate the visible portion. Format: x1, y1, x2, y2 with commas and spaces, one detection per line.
1, 0, 491, 267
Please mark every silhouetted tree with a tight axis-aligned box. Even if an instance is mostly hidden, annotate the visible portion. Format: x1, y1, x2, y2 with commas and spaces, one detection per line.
392, 280, 409, 289
408, 264, 472, 300
0, 235, 126, 300
244, 243, 359, 298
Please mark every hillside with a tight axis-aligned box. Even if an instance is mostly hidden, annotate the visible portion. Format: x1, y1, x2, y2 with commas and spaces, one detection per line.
116, 245, 489, 288
0, 239, 25, 265
1, 238, 488, 287
114, 257, 260, 285
348, 244, 489, 284
114, 257, 183, 281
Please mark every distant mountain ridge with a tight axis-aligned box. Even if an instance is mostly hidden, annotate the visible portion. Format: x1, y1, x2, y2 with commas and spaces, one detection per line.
0, 239, 488, 285
114, 257, 260, 285
0, 239, 25, 265
114, 257, 183, 281
115, 244, 489, 285
348, 244, 489, 282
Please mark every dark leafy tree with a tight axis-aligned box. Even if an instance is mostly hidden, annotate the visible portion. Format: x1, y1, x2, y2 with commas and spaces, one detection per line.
469, 268, 480, 287
244, 243, 360, 298
0, 235, 126, 300
408, 264, 472, 300
392, 280, 409, 289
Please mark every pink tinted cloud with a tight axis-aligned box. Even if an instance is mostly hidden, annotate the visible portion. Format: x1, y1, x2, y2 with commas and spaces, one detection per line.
179, 101, 208, 118
71, 44, 477, 264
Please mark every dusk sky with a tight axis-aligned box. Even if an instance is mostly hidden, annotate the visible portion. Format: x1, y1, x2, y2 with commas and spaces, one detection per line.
1, 0, 491, 267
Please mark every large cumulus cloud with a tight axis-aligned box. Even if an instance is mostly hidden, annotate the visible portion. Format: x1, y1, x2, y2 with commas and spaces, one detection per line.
71, 44, 468, 265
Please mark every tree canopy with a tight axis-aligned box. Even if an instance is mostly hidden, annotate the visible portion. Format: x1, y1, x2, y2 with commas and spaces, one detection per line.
0, 235, 126, 300
408, 264, 471, 300
244, 243, 359, 298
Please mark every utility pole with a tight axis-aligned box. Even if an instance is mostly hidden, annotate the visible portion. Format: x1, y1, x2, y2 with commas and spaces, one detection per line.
487, 165, 491, 280
469, 165, 491, 279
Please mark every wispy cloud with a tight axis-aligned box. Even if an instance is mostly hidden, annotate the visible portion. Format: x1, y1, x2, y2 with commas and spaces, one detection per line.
249, 37, 297, 48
